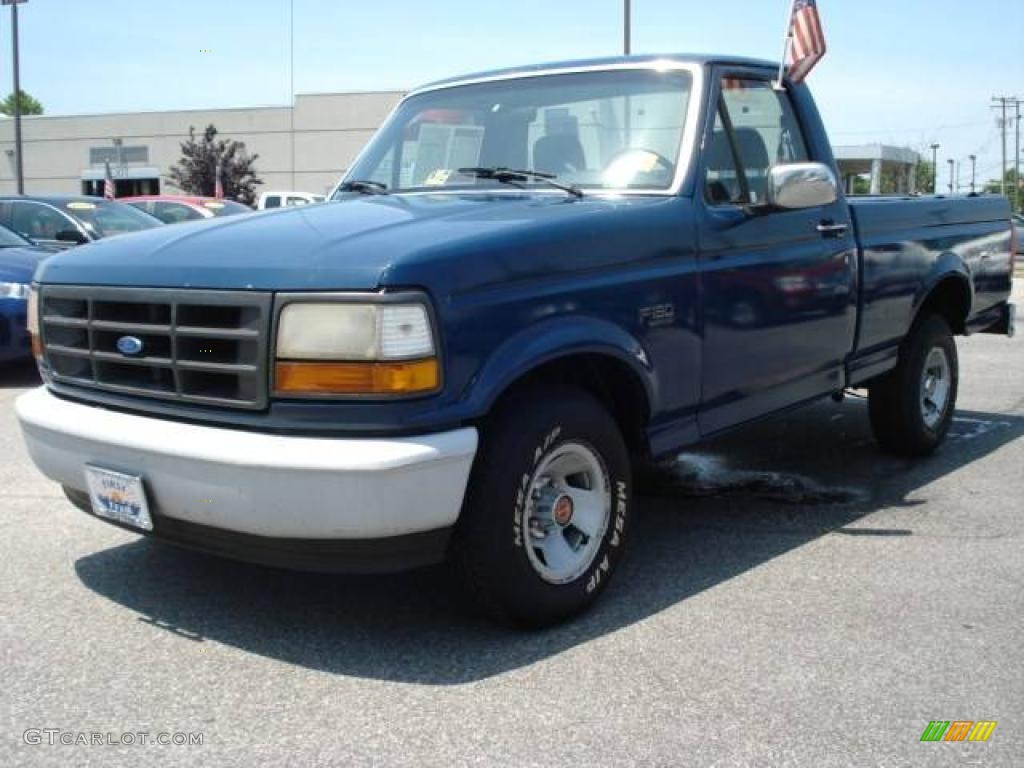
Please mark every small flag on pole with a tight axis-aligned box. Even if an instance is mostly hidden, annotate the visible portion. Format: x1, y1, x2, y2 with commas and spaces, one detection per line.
214, 163, 224, 199
103, 160, 116, 200
786, 0, 826, 84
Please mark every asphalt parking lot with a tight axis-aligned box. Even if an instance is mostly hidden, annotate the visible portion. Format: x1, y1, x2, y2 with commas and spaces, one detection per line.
2, 285, 1021, 767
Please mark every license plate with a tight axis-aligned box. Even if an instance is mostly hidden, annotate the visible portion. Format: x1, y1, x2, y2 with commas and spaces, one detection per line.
84, 465, 153, 531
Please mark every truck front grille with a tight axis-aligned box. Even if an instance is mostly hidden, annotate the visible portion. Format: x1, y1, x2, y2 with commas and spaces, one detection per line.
39, 286, 272, 410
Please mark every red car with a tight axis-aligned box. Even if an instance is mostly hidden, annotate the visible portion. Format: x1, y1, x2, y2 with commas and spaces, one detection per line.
120, 195, 251, 225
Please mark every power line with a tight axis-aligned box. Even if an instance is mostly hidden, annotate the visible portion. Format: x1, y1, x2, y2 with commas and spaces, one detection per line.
829, 118, 997, 137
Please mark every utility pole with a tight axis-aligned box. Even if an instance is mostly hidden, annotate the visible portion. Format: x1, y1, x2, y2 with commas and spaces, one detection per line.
1015, 100, 1021, 212
947, 159, 955, 195
992, 96, 1017, 200
930, 143, 940, 194
624, 0, 631, 55
969, 154, 977, 194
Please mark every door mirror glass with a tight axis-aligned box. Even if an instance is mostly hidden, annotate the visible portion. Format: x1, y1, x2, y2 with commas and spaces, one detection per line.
55, 229, 89, 244
766, 162, 838, 210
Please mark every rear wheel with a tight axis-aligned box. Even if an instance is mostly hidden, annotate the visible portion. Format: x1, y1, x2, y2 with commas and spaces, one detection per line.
454, 387, 633, 628
868, 313, 958, 456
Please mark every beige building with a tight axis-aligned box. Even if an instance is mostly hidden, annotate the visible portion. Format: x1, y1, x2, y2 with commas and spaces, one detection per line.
0, 90, 405, 198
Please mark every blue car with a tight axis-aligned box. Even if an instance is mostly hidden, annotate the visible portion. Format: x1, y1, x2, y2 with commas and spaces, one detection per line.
0, 225, 50, 362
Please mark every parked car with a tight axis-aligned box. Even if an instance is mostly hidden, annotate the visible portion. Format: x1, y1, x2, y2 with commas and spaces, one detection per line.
256, 191, 325, 210
0, 195, 163, 250
121, 195, 251, 225
0, 224, 51, 363
1012, 213, 1023, 257
16, 55, 1016, 627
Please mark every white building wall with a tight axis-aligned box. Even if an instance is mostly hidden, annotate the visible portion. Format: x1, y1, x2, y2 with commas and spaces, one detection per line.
0, 91, 404, 197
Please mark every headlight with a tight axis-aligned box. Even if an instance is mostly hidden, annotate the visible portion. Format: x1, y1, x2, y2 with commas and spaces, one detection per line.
274, 300, 439, 396
0, 282, 30, 299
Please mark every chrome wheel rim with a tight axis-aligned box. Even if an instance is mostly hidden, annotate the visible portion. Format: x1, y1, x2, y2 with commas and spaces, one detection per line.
523, 441, 611, 584
920, 346, 951, 429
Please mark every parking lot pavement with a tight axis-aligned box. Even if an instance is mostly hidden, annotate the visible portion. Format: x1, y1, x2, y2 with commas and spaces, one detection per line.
2, 291, 1021, 767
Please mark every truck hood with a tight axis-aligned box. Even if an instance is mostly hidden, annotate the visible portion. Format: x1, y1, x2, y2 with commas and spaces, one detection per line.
34, 194, 676, 292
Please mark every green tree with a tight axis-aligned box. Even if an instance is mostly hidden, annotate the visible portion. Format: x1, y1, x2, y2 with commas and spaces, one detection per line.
0, 90, 43, 116
984, 168, 1021, 212
167, 124, 262, 205
914, 160, 936, 196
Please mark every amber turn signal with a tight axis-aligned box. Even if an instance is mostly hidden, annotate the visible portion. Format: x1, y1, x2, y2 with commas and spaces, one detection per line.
275, 359, 439, 396
30, 333, 42, 360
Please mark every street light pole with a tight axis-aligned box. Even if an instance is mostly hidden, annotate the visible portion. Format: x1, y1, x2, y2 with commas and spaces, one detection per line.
930, 143, 940, 195
624, 0, 631, 56
969, 154, 977, 194
289, 0, 295, 190
947, 159, 955, 195
6, 0, 28, 195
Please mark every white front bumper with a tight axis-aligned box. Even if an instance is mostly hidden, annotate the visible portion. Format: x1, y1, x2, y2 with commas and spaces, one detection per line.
16, 387, 478, 539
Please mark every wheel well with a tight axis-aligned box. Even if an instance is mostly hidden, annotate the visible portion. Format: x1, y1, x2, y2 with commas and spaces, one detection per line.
490, 354, 652, 461
916, 276, 971, 335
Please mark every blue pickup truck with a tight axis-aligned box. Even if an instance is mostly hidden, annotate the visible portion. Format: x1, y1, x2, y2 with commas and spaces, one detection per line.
17, 55, 1015, 626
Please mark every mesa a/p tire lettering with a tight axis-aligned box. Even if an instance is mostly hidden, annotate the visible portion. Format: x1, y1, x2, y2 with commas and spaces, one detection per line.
455, 388, 633, 627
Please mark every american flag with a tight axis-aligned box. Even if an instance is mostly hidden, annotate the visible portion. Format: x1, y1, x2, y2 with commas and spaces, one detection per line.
787, 0, 826, 84
214, 163, 224, 198
103, 160, 116, 200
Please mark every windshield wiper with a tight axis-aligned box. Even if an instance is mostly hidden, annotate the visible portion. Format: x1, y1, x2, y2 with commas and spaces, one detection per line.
458, 167, 583, 198
336, 180, 389, 196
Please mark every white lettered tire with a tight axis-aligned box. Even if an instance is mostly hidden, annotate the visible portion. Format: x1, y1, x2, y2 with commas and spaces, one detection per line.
454, 387, 633, 627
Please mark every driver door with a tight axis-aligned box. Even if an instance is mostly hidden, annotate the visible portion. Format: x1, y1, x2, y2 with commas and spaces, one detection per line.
696, 73, 857, 435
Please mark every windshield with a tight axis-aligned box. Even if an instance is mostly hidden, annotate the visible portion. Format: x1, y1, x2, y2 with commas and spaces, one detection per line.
64, 200, 163, 238
0, 223, 31, 248
202, 200, 252, 217
338, 68, 693, 196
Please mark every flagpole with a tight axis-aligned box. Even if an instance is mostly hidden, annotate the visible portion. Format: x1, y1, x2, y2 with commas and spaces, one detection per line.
773, 1, 795, 91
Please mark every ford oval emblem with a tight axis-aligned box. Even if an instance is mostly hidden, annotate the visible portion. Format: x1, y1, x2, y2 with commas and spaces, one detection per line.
116, 336, 144, 356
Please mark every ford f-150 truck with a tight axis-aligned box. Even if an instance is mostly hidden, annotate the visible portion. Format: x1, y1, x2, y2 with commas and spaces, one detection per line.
17, 55, 1016, 627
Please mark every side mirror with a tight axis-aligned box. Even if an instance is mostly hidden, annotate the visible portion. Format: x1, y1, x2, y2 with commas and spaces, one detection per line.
765, 162, 839, 210
55, 229, 89, 245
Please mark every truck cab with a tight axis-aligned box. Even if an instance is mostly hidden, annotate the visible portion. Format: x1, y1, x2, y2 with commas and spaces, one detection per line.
17, 55, 1015, 627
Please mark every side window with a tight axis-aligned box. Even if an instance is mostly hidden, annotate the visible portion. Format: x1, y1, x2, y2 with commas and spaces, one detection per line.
264, 196, 281, 209
11, 202, 75, 241
705, 108, 745, 205
706, 77, 810, 205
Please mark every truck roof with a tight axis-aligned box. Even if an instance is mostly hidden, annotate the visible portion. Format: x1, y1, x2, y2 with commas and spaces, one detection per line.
413, 53, 779, 93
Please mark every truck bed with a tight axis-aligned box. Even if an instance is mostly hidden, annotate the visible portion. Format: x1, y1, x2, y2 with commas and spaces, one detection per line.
848, 194, 1013, 357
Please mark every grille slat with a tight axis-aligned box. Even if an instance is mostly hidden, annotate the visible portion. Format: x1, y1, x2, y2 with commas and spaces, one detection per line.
90, 320, 173, 334
40, 286, 271, 410
41, 316, 89, 328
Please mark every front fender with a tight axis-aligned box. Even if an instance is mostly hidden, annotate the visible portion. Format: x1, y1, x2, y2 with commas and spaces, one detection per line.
459, 315, 657, 417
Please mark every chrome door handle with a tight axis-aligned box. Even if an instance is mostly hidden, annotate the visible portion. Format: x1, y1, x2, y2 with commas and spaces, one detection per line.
817, 222, 849, 236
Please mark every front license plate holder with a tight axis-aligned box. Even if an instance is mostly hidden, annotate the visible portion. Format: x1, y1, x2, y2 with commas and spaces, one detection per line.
84, 465, 153, 532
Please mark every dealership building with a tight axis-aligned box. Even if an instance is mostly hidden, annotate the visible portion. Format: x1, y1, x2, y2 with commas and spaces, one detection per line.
0, 92, 921, 200
0, 90, 404, 198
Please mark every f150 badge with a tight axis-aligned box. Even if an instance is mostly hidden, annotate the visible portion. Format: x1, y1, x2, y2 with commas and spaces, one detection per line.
638, 303, 675, 328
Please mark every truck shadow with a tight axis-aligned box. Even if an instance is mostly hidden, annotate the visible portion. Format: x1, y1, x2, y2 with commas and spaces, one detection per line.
74, 398, 1023, 685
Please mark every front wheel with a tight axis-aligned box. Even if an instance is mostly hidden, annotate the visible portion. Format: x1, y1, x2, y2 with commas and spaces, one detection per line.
868, 313, 958, 457
454, 387, 633, 628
